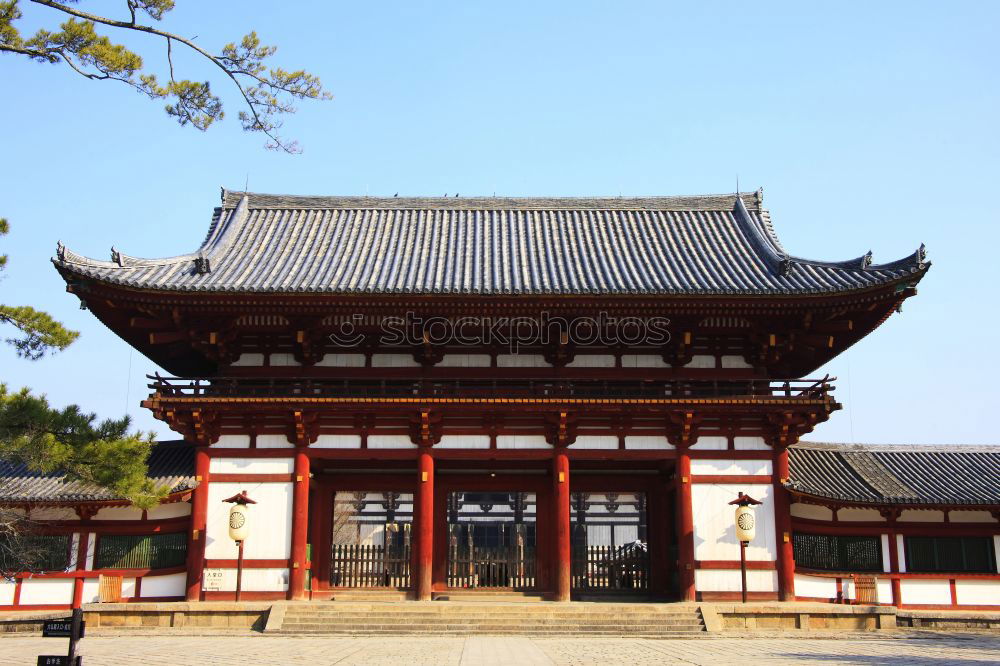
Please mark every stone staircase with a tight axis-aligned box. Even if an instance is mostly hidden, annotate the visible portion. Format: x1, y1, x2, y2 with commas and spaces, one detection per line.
276, 602, 706, 637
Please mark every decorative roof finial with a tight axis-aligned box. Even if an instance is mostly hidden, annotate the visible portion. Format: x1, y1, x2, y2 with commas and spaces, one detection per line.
111, 246, 123, 266
56, 241, 66, 262
194, 255, 211, 275
916, 243, 927, 265
861, 250, 873, 268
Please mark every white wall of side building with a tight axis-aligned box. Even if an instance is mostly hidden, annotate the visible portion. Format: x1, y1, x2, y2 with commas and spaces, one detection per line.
205, 482, 292, 563
691, 482, 776, 564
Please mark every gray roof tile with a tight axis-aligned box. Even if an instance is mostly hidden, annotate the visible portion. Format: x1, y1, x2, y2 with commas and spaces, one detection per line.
788, 442, 1000, 506
53, 190, 929, 296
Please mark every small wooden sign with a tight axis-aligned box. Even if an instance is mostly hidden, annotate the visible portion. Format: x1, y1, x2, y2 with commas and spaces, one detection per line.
42, 620, 85, 638
203, 568, 225, 591
36, 657, 82, 666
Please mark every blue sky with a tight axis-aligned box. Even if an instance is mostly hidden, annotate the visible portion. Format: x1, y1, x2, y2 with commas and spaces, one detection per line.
1, 1, 997, 443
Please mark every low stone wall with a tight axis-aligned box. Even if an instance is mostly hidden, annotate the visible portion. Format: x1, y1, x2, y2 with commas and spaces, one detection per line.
898, 610, 1000, 632
700, 603, 897, 632
82, 602, 270, 632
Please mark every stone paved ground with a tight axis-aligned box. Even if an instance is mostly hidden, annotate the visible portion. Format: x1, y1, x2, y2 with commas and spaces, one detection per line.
2, 633, 999, 665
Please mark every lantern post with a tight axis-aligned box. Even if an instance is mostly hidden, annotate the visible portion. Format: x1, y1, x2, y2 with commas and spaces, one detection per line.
223, 490, 257, 601
729, 492, 762, 603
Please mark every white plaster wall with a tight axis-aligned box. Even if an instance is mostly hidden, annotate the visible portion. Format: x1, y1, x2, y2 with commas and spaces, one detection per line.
256, 434, 294, 449
437, 354, 491, 367
68, 534, 80, 569
317, 353, 365, 367
950, 511, 997, 523
311, 434, 361, 449
790, 503, 834, 521
212, 434, 251, 449
85, 534, 95, 570
140, 572, 186, 598
94, 506, 143, 520
121, 577, 136, 598
900, 579, 951, 605
838, 508, 884, 522
881, 534, 892, 572
690, 459, 772, 476
899, 509, 945, 522
80, 579, 100, 604
497, 354, 548, 368
203, 568, 288, 592
210, 458, 294, 474
372, 353, 420, 367
147, 503, 191, 519
685, 355, 715, 369
842, 578, 894, 604
435, 435, 490, 449
231, 353, 264, 367
734, 436, 769, 451
897, 535, 907, 573
565, 355, 615, 368
205, 482, 292, 560
28, 507, 78, 521
18, 579, 74, 605
621, 354, 669, 368
995, 536, 1000, 573
497, 435, 552, 449
0, 579, 15, 605
690, 436, 727, 450
570, 436, 618, 450
694, 569, 777, 592
955, 580, 1000, 606
692, 483, 776, 561
269, 353, 301, 367
367, 435, 418, 449
721, 355, 753, 369
794, 574, 837, 599
624, 436, 672, 450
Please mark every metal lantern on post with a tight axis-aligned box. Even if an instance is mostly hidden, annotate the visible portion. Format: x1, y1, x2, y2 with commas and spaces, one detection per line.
223, 490, 257, 601
729, 492, 763, 603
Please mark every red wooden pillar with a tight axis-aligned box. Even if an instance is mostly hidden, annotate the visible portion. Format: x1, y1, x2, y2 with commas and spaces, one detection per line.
289, 448, 311, 600
552, 450, 571, 602
415, 449, 434, 600
773, 447, 796, 601
888, 530, 901, 606
72, 531, 89, 608
310, 484, 333, 593
185, 446, 210, 601
675, 449, 695, 601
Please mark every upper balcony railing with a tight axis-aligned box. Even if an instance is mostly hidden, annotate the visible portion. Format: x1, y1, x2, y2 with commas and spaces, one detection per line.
147, 375, 835, 401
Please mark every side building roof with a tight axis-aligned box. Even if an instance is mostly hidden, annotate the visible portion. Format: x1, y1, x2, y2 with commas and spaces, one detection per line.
0, 440, 195, 505
52, 189, 929, 297
788, 441, 1000, 507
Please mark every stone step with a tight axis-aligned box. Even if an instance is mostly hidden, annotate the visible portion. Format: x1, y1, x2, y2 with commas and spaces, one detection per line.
284, 616, 701, 625
284, 614, 701, 622
283, 619, 703, 629
280, 629, 706, 637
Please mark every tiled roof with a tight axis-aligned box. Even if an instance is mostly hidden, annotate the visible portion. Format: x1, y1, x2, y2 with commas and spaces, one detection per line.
53, 190, 929, 296
788, 441, 1000, 506
0, 440, 195, 504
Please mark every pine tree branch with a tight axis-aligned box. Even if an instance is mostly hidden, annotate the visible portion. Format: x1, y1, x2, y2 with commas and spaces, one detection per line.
28, 0, 305, 151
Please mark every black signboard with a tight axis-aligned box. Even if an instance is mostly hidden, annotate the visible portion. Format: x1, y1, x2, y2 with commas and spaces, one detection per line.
36, 657, 82, 666
42, 621, 85, 638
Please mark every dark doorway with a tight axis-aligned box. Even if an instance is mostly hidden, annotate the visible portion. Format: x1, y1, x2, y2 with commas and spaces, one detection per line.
446, 491, 536, 589
570, 491, 650, 593
329, 491, 412, 588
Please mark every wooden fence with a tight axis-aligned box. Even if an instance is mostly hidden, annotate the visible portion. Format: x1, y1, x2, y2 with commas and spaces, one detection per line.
571, 545, 649, 591
330, 544, 411, 588
447, 546, 536, 589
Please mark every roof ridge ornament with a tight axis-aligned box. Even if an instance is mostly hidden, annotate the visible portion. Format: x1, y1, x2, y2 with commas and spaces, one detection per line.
194, 254, 212, 274
860, 251, 873, 269
56, 241, 65, 262
111, 246, 123, 267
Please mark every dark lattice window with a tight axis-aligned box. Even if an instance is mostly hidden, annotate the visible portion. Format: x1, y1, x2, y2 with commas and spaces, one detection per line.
793, 533, 882, 572
96, 533, 187, 569
0, 534, 71, 572
905, 536, 996, 574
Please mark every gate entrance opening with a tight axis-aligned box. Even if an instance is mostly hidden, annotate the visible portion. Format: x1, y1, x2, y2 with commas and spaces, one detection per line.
571, 491, 650, 593
446, 491, 537, 589
329, 491, 413, 588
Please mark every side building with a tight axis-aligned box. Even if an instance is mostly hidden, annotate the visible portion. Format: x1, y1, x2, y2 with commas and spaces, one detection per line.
0, 188, 994, 610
